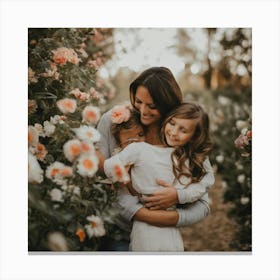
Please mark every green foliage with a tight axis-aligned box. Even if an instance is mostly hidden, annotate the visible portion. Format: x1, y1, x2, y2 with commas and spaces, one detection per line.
210, 87, 252, 251
184, 84, 252, 251
28, 28, 121, 251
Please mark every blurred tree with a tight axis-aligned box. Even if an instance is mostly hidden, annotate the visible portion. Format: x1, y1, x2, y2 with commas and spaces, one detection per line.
107, 67, 138, 107
175, 29, 196, 64
175, 28, 251, 90
179, 28, 252, 251
218, 28, 252, 88
203, 28, 217, 89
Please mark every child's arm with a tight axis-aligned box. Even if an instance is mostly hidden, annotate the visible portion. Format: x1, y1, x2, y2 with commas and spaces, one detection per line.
104, 153, 130, 184
176, 192, 210, 227
104, 142, 140, 184
143, 157, 214, 209
177, 157, 215, 204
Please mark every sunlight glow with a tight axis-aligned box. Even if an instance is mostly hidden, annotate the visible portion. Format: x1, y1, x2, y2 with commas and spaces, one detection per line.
101, 28, 187, 78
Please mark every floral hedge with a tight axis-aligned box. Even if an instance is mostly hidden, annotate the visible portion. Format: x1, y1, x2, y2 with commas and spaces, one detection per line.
210, 87, 252, 251
28, 28, 122, 251
184, 85, 252, 251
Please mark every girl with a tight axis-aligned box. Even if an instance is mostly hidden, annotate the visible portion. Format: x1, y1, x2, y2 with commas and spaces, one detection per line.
104, 102, 213, 251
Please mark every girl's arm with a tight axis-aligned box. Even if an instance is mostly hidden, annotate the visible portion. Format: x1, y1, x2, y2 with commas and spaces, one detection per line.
143, 157, 215, 209
177, 157, 215, 204
103, 142, 141, 184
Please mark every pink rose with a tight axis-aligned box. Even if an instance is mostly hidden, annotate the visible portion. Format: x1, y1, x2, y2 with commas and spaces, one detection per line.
234, 134, 249, 148
52, 47, 69, 65
111, 105, 131, 124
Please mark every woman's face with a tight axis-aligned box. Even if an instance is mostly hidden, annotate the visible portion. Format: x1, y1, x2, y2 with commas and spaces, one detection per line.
164, 117, 197, 147
134, 86, 161, 126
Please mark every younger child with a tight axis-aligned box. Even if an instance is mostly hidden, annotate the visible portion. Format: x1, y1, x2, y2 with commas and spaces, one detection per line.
96, 104, 145, 176
110, 104, 146, 196
104, 102, 214, 252
111, 105, 146, 152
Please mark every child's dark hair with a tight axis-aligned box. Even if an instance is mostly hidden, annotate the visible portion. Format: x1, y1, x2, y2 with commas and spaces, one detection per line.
161, 102, 212, 184
112, 109, 143, 145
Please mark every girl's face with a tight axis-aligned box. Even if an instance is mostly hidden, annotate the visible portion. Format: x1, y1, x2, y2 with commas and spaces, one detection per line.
134, 86, 161, 126
164, 117, 198, 147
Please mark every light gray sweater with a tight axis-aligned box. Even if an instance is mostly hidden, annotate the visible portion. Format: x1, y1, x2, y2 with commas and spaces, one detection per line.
96, 110, 215, 227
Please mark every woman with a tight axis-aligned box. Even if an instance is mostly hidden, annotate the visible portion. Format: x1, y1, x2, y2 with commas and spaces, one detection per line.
97, 67, 214, 250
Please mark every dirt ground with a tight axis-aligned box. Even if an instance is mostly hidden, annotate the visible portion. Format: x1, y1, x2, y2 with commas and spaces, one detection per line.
180, 174, 239, 252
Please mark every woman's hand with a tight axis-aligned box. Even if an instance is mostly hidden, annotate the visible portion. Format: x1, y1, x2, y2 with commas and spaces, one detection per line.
142, 179, 179, 210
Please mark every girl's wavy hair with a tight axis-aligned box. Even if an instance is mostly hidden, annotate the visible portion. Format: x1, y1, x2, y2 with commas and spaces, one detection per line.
161, 102, 212, 184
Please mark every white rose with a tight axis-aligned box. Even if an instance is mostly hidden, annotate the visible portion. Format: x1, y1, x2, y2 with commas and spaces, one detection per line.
236, 120, 248, 131
221, 181, 228, 189
47, 232, 68, 251
43, 121, 56, 136
240, 197, 250, 205
218, 96, 230, 106
49, 188, 64, 202
237, 174, 245, 184
216, 155, 224, 163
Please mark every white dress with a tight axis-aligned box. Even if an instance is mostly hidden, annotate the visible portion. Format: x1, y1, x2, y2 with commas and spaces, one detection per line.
104, 142, 191, 252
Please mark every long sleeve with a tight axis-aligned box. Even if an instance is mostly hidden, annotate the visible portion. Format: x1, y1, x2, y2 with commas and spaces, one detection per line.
103, 142, 145, 221
116, 188, 143, 221
104, 142, 140, 183
176, 192, 210, 227
96, 110, 116, 159
177, 157, 215, 204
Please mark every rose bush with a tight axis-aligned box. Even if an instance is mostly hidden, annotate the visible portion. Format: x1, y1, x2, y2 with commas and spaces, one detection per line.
28, 28, 120, 251
184, 85, 252, 251
210, 87, 252, 251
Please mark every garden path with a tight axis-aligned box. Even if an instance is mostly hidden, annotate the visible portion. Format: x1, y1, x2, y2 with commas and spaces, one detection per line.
180, 174, 239, 252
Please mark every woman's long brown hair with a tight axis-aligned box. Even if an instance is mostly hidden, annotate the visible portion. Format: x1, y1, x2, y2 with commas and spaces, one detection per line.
129, 67, 183, 118
161, 102, 212, 184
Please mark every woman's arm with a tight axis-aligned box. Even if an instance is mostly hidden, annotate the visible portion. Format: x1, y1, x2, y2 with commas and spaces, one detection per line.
117, 183, 210, 227
134, 207, 179, 227
134, 193, 210, 227
96, 110, 116, 159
